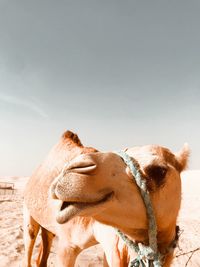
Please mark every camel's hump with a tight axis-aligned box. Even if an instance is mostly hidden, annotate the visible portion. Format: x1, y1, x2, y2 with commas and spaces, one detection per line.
61, 130, 83, 146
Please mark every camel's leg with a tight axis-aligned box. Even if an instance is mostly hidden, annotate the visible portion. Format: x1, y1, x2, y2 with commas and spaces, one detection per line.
56, 242, 81, 267
36, 242, 43, 267
35, 227, 54, 267
163, 253, 174, 267
103, 253, 109, 267
56, 218, 98, 267
23, 205, 40, 267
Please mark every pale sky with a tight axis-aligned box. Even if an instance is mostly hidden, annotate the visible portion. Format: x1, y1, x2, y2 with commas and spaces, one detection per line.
0, 0, 200, 176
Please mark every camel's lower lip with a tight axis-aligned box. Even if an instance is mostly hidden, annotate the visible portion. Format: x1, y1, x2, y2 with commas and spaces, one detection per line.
56, 192, 113, 224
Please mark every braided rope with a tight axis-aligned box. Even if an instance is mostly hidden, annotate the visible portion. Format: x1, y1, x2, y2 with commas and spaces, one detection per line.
116, 151, 162, 267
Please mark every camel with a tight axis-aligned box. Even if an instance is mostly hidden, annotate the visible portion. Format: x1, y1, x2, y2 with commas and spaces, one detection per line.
23, 130, 189, 267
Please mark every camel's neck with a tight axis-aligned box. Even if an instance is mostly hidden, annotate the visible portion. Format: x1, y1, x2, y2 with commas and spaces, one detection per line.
122, 220, 177, 249
157, 225, 178, 255
156, 226, 178, 266
122, 224, 177, 266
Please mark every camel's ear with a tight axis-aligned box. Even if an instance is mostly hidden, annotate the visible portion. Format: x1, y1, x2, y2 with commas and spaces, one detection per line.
175, 143, 190, 172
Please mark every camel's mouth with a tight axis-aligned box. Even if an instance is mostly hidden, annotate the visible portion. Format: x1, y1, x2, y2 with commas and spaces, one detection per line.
56, 192, 113, 224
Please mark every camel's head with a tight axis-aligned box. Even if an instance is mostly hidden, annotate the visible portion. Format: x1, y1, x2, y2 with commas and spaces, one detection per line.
51, 144, 189, 233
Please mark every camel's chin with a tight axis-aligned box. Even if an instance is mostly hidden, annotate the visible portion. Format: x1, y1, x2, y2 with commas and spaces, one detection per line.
56, 192, 113, 224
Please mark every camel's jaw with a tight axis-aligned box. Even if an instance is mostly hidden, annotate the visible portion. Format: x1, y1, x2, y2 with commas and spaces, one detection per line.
56, 192, 114, 224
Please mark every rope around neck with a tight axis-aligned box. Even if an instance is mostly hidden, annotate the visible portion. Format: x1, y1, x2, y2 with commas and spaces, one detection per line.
116, 151, 162, 267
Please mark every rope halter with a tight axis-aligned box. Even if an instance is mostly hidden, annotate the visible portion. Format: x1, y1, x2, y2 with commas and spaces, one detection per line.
115, 150, 163, 267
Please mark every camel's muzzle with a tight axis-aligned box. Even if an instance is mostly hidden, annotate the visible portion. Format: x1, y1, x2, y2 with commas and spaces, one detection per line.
55, 191, 114, 224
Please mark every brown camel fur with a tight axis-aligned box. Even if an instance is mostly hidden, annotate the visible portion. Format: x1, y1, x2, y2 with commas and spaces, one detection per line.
23, 131, 98, 266
23, 131, 189, 267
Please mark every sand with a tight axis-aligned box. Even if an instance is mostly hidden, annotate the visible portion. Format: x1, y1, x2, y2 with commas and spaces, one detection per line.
0, 170, 199, 267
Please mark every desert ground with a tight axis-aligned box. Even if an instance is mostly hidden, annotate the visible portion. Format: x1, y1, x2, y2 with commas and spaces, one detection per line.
0, 170, 199, 267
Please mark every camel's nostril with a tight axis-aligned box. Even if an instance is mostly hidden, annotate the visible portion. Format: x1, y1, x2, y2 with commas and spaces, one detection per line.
65, 156, 97, 174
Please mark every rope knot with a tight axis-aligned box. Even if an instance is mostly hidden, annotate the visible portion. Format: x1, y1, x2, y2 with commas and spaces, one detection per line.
128, 243, 162, 267
138, 243, 157, 260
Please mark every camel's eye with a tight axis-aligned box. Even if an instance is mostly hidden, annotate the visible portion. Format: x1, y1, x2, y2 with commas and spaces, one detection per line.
145, 165, 167, 187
